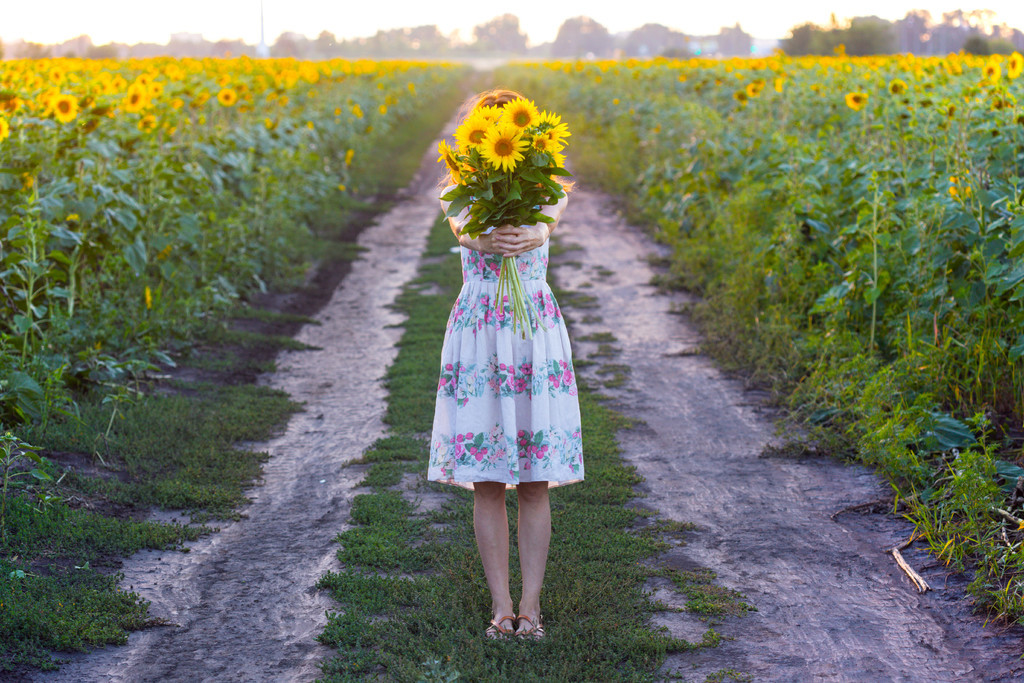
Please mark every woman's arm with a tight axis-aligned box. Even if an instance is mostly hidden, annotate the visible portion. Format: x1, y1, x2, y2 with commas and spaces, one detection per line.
440, 185, 570, 256
491, 192, 569, 257
440, 185, 506, 254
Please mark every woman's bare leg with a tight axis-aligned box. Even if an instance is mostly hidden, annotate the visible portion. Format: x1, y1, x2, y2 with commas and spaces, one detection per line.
473, 481, 514, 623
515, 481, 550, 630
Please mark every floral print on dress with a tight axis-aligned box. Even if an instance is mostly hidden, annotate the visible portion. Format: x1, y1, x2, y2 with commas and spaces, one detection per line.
462, 248, 549, 283
446, 290, 563, 334
436, 355, 576, 404
430, 423, 583, 483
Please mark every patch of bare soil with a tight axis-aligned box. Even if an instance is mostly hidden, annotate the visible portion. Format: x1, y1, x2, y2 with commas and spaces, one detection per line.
552, 187, 1024, 683
29, 137, 452, 682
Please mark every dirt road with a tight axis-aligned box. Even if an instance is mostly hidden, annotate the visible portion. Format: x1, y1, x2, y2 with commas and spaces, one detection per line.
553, 188, 1024, 682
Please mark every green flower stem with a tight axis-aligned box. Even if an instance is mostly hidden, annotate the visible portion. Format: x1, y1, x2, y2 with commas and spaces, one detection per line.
498, 255, 536, 340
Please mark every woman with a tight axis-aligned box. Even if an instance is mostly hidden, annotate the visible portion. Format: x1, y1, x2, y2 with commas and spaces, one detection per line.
427, 89, 584, 640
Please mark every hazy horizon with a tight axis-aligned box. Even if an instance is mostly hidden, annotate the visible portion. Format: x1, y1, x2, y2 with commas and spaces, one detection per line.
3, 2, 1023, 48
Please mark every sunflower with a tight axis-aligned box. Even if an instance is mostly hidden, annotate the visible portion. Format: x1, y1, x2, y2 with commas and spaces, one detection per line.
983, 60, 1001, 82
845, 91, 868, 111
437, 140, 462, 183
745, 79, 765, 98
137, 114, 157, 133
455, 110, 493, 151
123, 83, 149, 113
473, 104, 501, 124
888, 79, 908, 95
733, 89, 749, 105
51, 93, 79, 123
532, 135, 563, 154
538, 110, 571, 145
480, 121, 528, 173
1009, 52, 1024, 80
503, 97, 540, 130
217, 88, 238, 107
0, 115, 9, 143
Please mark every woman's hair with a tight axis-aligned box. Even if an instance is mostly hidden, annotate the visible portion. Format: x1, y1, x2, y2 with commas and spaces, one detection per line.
440, 89, 573, 194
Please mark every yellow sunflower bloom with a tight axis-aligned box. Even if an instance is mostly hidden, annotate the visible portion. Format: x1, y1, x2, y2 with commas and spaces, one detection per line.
503, 97, 540, 130
51, 94, 79, 123
0, 116, 9, 143
123, 83, 149, 113
137, 114, 157, 132
480, 121, 529, 173
983, 60, 1001, 82
746, 79, 765, 98
455, 111, 493, 151
473, 104, 501, 124
1008, 52, 1024, 80
217, 88, 238, 107
845, 91, 868, 111
437, 140, 462, 183
888, 79, 908, 95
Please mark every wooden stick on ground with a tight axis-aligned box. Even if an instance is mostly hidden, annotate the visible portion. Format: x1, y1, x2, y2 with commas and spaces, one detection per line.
891, 548, 931, 593
829, 497, 893, 521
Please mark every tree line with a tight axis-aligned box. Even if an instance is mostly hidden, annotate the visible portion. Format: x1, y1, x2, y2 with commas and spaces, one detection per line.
5, 10, 1023, 61
782, 9, 1024, 56
3, 15, 750, 60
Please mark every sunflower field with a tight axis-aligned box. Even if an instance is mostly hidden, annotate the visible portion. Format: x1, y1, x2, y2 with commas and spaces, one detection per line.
0, 56, 462, 425
499, 51, 1024, 621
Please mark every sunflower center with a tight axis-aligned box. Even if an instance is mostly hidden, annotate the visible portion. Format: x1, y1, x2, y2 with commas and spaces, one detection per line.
469, 130, 485, 144
495, 140, 513, 156
57, 101, 71, 114
513, 111, 530, 127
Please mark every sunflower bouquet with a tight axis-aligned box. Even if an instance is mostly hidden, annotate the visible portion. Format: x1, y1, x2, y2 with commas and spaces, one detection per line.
438, 97, 571, 339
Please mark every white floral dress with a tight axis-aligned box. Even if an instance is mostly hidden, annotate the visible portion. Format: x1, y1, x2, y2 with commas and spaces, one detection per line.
427, 205, 584, 490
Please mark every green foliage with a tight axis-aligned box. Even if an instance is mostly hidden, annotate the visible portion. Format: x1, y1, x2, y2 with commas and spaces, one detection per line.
497, 56, 1024, 621
0, 60, 467, 426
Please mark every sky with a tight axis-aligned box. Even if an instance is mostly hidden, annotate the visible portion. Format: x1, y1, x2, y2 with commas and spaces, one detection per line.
3, 2, 1024, 46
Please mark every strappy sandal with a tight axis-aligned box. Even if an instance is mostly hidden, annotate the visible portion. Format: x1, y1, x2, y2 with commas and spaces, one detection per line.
485, 615, 517, 639
515, 613, 545, 639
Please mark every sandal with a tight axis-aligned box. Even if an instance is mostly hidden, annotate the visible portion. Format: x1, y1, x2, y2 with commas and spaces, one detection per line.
515, 613, 545, 639
485, 614, 517, 639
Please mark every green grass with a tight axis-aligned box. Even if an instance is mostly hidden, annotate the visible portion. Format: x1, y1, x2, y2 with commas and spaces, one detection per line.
316, 214, 748, 681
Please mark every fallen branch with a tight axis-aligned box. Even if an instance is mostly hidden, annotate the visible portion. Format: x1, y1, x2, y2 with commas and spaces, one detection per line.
993, 508, 1024, 529
830, 497, 893, 521
891, 548, 931, 593
886, 533, 917, 553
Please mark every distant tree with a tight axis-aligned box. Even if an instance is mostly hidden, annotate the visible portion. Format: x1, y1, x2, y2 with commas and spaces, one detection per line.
86, 43, 121, 59
844, 16, 894, 56
988, 36, 1017, 54
962, 34, 991, 55
781, 23, 826, 55
623, 23, 690, 58
894, 10, 931, 53
22, 42, 52, 59
314, 30, 336, 58
472, 14, 527, 53
551, 16, 613, 58
718, 23, 752, 56
272, 32, 309, 58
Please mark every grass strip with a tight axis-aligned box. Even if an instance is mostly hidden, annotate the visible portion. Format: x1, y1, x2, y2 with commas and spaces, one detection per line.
315, 214, 746, 681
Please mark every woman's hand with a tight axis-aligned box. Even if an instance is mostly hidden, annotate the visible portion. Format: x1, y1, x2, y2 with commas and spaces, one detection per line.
490, 223, 550, 257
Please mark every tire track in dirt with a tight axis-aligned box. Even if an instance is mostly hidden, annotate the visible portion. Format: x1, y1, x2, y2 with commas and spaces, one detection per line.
31, 141, 451, 683
552, 187, 1024, 683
